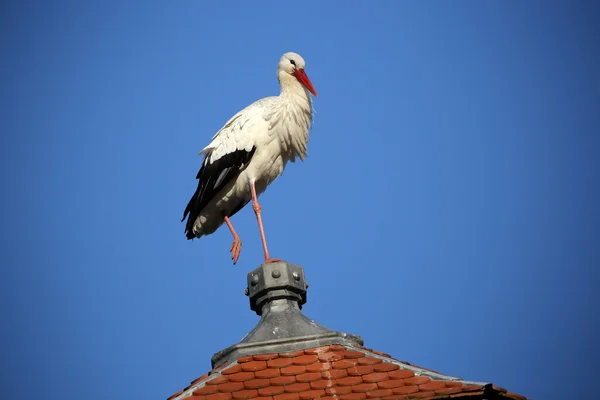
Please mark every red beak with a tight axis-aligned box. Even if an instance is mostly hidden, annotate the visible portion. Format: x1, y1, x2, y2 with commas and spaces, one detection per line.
293, 68, 318, 97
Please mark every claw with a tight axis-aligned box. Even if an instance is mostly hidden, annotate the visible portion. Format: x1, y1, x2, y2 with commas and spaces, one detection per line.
230, 237, 242, 265
224, 216, 242, 265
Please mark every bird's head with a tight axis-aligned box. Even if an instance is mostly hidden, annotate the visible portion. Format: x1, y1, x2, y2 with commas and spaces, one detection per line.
278, 52, 318, 97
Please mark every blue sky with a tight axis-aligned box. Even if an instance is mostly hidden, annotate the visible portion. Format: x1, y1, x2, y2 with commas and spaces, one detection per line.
2, 1, 599, 399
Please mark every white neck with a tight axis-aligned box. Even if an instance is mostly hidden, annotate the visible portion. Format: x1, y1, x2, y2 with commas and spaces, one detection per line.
278, 72, 312, 109
274, 71, 314, 162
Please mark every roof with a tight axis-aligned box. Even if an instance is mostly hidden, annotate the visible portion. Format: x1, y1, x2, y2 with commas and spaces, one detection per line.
169, 344, 526, 400
168, 261, 527, 400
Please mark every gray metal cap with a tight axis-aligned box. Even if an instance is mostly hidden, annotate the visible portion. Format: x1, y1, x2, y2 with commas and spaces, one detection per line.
247, 261, 307, 315
211, 261, 363, 368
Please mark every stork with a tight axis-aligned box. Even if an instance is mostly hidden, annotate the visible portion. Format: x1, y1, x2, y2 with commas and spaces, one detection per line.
182, 52, 318, 265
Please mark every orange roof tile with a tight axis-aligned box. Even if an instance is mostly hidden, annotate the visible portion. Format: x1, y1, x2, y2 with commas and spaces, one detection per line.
169, 345, 527, 400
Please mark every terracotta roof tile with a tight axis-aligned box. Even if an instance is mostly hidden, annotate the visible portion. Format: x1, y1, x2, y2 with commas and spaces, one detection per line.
350, 383, 378, 393
194, 385, 219, 395
325, 386, 352, 395
191, 374, 210, 386
206, 375, 230, 385
253, 354, 279, 361
357, 357, 382, 366
279, 351, 304, 358
200, 393, 233, 400
305, 363, 331, 373
434, 386, 464, 395
324, 369, 348, 379
317, 352, 343, 362
341, 350, 365, 359
231, 390, 259, 400
403, 376, 430, 385
303, 348, 324, 355
255, 369, 281, 379
219, 382, 246, 393
339, 393, 367, 400
372, 363, 398, 372
336, 376, 363, 386
283, 383, 311, 393
309, 380, 332, 390
273, 393, 300, 400
347, 365, 374, 376
170, 344, 527, 400
258, 386, 285, 396
388, 369, 415, 380
221, 365, 243, 376
332, 359, 357, 369
244, 379, 271, 390
241, 361, 268, 372
298, 389, 325, 399
267, 358, 294, 368
461, 384, 485, 392
361, 372, 388, 383
295, 372, 322, 383
270, 376, 296, 386
377, 380, 405, 390
365, 389, 393, 398
418, 381, 445, 391
281, 365, 307, 376
228, 372, 255, 383
392, 385, 420, 395
293, 355, 319, 365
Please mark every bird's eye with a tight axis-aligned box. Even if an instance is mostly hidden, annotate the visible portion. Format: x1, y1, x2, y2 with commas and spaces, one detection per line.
290, 60, 296, 66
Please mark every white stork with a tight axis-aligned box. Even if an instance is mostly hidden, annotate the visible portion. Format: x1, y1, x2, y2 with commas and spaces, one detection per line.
182, 52, 318, 265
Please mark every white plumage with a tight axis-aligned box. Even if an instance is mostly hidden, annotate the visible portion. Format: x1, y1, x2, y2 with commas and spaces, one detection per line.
182, 52, 318, 264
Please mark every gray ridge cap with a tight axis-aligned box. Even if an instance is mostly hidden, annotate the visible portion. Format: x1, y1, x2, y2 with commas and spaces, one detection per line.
212, 330, 363, 368
356, 347, 491, 387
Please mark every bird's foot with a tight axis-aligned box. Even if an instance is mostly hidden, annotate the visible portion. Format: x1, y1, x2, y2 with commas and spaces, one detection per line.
264, 258, 284, 264
230, 237, 242, 265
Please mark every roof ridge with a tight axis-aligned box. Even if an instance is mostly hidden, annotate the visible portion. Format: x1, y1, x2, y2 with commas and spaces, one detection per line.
352, 345, 489, 387
169, 344, 527, 400
169, 360, 239, 400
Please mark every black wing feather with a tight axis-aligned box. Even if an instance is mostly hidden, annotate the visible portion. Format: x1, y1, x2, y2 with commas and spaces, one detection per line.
182, 147, 256, 239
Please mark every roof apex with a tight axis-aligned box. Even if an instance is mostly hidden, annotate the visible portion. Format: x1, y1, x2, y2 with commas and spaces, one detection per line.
212, 261, 362, 367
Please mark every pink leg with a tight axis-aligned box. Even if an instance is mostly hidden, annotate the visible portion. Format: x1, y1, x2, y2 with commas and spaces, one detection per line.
224, 216, 242, 265
250, 182, 282, 263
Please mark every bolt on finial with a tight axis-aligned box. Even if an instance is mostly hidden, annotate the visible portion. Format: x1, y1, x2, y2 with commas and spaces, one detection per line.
246, 261, 308, 315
